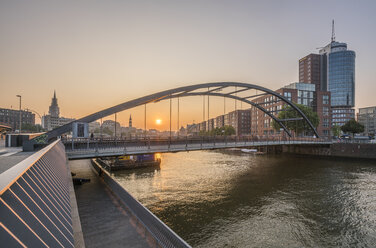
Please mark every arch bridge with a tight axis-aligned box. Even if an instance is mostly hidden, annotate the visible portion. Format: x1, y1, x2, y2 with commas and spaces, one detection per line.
25, 82, 322, 153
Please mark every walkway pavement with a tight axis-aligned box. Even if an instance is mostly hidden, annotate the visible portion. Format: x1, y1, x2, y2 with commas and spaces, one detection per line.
0, 140, 34, 174
69, 159, 153, 248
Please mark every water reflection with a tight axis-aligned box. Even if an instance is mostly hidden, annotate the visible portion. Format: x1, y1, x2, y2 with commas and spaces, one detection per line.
113, 151, 376, 247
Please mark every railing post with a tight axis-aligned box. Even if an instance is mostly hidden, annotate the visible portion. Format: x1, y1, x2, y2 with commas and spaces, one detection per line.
72, 138, 74, 151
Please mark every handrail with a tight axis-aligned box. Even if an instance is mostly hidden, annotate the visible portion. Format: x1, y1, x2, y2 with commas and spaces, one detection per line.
0, 139, 73, 248
0, 139, 61, 194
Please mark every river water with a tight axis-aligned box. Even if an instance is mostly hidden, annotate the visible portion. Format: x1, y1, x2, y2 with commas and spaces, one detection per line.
112, 150, 376, 247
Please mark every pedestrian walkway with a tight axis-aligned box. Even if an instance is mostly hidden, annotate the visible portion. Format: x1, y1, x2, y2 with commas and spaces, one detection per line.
0, 140, 34, 173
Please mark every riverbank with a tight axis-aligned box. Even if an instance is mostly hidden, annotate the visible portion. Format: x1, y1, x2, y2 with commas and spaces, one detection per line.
282, 143, 376, 159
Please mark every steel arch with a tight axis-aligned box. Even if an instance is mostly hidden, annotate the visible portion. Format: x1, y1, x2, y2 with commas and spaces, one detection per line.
41, 82, 320, 142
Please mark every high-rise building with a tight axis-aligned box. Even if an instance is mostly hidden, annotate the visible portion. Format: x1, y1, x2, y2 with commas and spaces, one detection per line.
320, 40, 355, 126
299, 54, 322, 91
299, 21, 355, 126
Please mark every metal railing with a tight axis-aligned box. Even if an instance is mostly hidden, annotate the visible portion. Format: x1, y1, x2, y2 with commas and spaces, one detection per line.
91, 159, 191, 248
0, 140, 74, 247
63, 136, 332, 159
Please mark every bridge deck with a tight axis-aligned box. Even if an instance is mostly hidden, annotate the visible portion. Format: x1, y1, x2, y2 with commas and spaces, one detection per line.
69, 159, 153, 248
65, 139, 332, 160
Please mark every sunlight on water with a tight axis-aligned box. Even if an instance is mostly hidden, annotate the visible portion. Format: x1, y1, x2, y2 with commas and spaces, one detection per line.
112, 150, 376, 247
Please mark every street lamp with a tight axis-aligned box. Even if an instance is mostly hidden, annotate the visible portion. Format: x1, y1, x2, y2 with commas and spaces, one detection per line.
16, 95, 21, 133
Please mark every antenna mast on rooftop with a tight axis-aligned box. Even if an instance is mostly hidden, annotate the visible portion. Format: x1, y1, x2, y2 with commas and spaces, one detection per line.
331, 19, 336, 42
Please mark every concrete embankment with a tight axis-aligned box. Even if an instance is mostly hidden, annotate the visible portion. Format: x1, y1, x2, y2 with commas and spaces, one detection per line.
281, 143, 376, 159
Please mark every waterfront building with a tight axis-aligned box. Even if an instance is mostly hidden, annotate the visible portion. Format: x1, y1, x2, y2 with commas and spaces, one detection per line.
42, 91, 75, 131
357, 106, 376, 136
0, 108, 35, 131
215, 115, 225, 129
299, 23, 355, 126
207, 118, 215, 132
320, 40, 355, 126
251, 82, 331, 137
198, 121, 206, 132
223, 110, 251, 136
299, 54, 322, 91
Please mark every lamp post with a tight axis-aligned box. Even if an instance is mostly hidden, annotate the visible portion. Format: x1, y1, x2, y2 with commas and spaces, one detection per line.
16, 95, 21, 133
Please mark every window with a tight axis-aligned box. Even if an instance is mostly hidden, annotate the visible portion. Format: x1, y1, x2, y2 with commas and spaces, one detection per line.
284, 92, 292, 101
323, 107, 329, 116
323, 95, 329, 105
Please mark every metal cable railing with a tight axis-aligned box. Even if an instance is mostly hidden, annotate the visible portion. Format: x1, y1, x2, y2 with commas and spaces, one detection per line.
0, 140, 73, 248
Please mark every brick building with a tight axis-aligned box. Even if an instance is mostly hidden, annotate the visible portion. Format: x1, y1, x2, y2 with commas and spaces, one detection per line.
251, 82, 331, 137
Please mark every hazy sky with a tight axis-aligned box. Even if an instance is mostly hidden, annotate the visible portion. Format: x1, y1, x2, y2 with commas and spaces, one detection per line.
1, 0, 375, 130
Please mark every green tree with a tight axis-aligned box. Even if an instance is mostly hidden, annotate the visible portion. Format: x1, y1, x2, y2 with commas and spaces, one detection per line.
223, 125, 236, 135
21, 123, 44, 133
331, 125, 341, 137
271, 104, 319, 136
341, 119, 364, 137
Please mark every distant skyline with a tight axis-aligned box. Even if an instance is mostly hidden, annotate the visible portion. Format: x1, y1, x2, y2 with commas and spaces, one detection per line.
1, 0, 376, 130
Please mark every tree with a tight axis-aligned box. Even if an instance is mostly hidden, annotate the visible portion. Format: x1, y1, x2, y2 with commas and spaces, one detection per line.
341, 119, 364, 137
331, 125, 341, 137
223, 125, 236, 135
21, 123, 44, 133
271, 104, 319, 136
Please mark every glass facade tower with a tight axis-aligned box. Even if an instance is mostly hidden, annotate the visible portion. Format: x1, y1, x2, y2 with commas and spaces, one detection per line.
319, 41, 356, 126
328, 44, 355, 107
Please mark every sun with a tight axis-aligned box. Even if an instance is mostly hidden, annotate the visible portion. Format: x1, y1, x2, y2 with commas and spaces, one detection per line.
156, 119, 162, 125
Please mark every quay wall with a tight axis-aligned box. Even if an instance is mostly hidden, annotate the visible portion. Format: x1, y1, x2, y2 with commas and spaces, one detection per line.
280, 143, 376, 159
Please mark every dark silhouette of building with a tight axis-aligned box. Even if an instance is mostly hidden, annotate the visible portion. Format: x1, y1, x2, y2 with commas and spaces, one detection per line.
0, 108, 35, 131
49, 90, 60, 118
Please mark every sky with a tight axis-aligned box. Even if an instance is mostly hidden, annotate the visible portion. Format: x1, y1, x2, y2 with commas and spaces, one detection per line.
1, 0, 376, 130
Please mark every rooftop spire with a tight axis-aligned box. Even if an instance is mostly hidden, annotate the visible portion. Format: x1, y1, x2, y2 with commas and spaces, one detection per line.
53, 90, 56, 99
331, 19, 336, 43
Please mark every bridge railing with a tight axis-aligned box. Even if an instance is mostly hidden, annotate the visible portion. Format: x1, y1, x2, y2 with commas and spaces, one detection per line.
62, 135, 330, 152
0, 140, 74, 247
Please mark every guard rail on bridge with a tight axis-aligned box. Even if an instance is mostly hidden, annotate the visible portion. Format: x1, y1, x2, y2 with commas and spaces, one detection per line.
0, 140, 74, 247
63, 136, 332, 159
